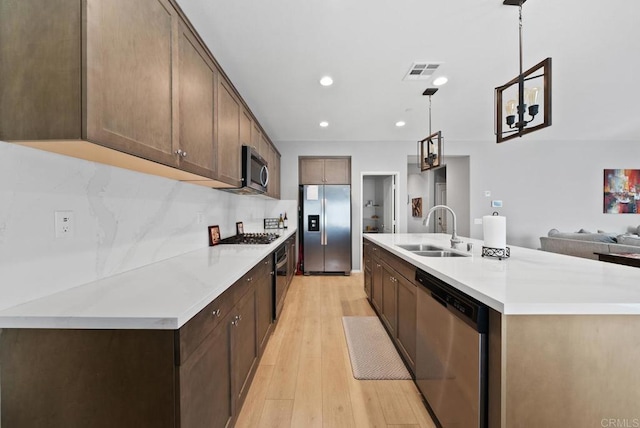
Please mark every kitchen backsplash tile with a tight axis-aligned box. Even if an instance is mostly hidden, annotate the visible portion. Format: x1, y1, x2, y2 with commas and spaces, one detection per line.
0, 141, 295, 311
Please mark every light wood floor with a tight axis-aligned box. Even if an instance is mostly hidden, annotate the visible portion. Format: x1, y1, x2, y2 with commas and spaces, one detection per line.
235, 273, 436, 428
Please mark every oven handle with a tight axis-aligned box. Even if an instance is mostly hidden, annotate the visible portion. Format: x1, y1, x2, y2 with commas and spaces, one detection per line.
276, 254, 288, 269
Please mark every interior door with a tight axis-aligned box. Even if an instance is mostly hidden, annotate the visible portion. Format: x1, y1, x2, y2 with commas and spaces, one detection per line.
434, 182, 448, 233
383, 176, 396, 233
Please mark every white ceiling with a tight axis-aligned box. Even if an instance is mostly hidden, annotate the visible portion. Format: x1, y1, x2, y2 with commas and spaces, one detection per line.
177, 0, 640, 144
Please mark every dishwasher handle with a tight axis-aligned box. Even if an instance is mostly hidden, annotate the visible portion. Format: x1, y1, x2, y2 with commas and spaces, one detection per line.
430, 292, 448, 308
416, 268, 488, 334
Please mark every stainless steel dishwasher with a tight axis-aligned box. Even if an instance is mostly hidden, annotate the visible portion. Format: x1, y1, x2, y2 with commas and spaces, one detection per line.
415, 269, 488, 428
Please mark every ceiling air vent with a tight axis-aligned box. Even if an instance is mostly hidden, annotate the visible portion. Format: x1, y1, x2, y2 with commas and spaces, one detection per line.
403, 62, 442, 81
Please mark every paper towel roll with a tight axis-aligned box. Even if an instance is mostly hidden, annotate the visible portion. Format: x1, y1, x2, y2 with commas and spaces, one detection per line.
483, 214, 506, 249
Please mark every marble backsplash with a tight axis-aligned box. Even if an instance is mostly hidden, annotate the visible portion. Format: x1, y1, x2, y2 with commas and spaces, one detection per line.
0, 141, 295, 311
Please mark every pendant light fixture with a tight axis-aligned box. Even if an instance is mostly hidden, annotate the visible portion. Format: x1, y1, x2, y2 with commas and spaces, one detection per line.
419, 88, 443, 171
495, 0, 552, 143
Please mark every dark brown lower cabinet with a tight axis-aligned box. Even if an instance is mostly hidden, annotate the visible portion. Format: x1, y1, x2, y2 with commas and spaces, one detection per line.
363, 237, 417, 376
231, 285, 258, 414
255, 257, 274, 355
371, 260, 383, 313
0, 329, 176, 428
0, 257, 272, 428
178, 312, 233, 428
396, 273, 417, 372
381, 262, 398, 335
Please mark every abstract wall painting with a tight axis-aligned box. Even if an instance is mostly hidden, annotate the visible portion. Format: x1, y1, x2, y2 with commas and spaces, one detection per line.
604, 169, 640, 214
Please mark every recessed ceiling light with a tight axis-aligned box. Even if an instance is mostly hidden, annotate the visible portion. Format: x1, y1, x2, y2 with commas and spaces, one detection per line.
433, 76, 448, 86
319, 76, 334, 86
319, 121, 329, 127
395, 121, 406, 127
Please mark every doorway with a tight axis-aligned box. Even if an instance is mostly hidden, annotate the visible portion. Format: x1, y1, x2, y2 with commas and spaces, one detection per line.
361, 172, 399, 236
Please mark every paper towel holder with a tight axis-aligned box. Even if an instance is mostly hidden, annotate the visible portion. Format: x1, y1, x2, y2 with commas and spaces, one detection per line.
482, 212, 510, 260
482, 246, 510, 260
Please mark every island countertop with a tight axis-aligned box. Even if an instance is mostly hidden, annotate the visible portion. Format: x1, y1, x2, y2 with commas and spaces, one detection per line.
365, 233, 640, 315
0, 228, 297, 330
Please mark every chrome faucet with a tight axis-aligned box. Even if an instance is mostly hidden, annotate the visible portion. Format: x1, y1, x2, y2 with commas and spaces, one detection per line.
423, 205, 464, 248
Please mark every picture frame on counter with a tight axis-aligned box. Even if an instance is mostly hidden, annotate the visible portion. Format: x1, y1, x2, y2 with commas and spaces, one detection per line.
208, 225, 221, 246
236, 222, 244, 235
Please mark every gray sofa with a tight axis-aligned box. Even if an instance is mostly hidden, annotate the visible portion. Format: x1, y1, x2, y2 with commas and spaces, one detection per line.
540, 228, 640, 260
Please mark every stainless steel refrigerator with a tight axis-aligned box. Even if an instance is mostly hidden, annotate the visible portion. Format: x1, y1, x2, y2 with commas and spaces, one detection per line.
301, 184, 352, 275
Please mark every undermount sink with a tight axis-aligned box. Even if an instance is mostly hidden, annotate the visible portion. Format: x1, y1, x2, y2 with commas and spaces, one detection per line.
396, 243, 470, 257
396, 244, 445, 252
413, 250, 469, 257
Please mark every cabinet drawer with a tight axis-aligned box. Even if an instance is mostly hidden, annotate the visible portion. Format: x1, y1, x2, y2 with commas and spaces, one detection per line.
177, 288, 233, 365
380, 248, 415, 283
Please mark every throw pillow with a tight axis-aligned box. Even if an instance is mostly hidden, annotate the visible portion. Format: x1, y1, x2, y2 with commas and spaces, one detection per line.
548, 229, 560, 237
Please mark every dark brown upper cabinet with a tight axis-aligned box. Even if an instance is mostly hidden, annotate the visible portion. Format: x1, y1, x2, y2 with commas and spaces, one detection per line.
299, 156, 351, 185
0, 0, 278, 194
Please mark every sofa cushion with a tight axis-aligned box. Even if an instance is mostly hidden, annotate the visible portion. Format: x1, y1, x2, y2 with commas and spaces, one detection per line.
617, 234, 640, 247
540, 237, 609, 260
546, 229, 616, 243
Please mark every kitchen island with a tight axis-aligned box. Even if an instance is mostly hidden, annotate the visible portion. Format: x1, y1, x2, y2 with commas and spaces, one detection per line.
364, 233, 640, 428
0, 228, 297, 428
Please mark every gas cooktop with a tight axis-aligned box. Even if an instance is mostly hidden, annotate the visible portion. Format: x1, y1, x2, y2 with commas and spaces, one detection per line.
219, 233, 280, 245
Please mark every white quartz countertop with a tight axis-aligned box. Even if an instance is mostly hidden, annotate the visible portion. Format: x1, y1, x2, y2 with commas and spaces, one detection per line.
0, 228, 297, 329
365, 233, 640, 315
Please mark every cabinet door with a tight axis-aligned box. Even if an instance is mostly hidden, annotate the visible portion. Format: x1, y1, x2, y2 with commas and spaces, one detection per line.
299, 158, 325, 184
179, 313, 233, 428
85, 0, 176, 166
381, 263, 397, 335
0, 0, 82, 140
324, 158, 351, 184
177, 22, 216, 178
272, 149, 281, 199
266, 143, 280, 198
231, 285, 258, 413
371, 260, 383, 313
216, 77, 242, 186
240, 109, 253, 149
396, 275, 417, 371
256, 258, 274, 355
258, 132, 268, 160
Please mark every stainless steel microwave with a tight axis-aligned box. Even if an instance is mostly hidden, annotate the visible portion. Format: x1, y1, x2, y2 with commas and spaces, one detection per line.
242, 145, 269, 194
221, 145, 269, 195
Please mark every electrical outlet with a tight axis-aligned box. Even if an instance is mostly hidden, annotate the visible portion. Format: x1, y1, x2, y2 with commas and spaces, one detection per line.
474, 218, 483, 225
196, 212, 204, 224
55, 211, 74, 238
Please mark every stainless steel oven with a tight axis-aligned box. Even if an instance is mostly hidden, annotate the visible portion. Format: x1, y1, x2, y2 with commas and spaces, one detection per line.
274, 244, 288, 320
415, 269, 488, 428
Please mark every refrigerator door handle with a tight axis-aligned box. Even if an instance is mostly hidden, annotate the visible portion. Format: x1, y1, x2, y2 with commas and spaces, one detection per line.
322, 196, 327, 246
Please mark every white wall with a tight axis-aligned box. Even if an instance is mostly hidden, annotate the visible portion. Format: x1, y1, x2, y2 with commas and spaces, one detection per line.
278, 139, 640, 268
444, 156, 471, 238
407, 166, 430, 233
0, 141, 295, 311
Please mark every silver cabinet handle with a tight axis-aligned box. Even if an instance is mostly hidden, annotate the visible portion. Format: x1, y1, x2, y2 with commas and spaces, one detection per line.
247, 277, 253, 282
175, 149, 187, 157
212, 309, 221, 317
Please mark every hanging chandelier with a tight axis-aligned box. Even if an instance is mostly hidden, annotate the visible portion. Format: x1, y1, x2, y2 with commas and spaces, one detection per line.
419, 88, 443, 171
495, 0, 552, 143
